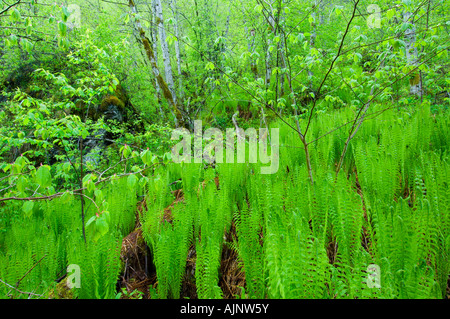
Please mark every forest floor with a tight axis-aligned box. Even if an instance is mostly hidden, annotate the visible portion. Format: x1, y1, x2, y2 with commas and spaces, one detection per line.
118, 180, 450, 300
118, 192, 246, 299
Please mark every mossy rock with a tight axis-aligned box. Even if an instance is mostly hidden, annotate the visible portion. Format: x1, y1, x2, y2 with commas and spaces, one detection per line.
47, 280, 75, 299
99, 95, 125, 113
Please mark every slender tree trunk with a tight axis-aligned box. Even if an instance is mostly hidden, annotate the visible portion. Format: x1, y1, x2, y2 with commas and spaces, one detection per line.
265, 13, 275, 87
245, 23, 258, 79
403, 11, 422, 97
128, 0, 184, 127
193, 0, 204, 61
169, 0, 183, 102
154, 0, 177, 105
262, 0, 277, 87
308, 0, 318, 89
150, 0, 164, 118
79, 137, 86, 243
319, 0, 326, 25
278, 1, 286, 99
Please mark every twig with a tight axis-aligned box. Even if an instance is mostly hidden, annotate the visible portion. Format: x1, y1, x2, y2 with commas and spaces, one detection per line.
15, 254, 47, 289
0, 0, 20, 16
79, 137, 86, 243
0, 162, 163, 203
0, 278, 43, 298
304, 0, 360, 136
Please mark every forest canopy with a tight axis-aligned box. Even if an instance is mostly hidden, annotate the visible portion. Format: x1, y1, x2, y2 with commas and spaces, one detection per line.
0, 0, 448, 301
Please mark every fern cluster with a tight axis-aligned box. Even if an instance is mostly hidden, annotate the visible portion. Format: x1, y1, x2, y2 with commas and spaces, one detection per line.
1, 102, 448, 299
0, 176, 138, 299
140, 103, 448, 299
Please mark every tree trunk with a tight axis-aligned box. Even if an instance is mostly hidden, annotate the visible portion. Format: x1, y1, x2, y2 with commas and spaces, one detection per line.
308, 0, 318, 89
169, 0, 184, 102
128, 0, 184, 127
403, 11, 422, 97
245, 23, 258, 79
264, 2, 276, 87
149, 0, 164, 118
154, 0, 177, 105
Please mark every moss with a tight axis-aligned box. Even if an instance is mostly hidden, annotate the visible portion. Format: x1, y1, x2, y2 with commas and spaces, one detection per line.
409, 73, 420, 86
138, 28, 185, 127
114, 83, 128, 104
47, 280, 75, 299
100, 95, 125, 112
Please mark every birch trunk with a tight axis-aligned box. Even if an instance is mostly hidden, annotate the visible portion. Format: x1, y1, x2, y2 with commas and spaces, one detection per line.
169, 0, 183, 101
150, 0, 164, 117
265, 4, 276, 87
403, 11, 422, 97
278, 2, 286, 99
245, 23, 258, 79
319, 0, 326, 25
154, 0, 177, 105
128, 0, 184, 127
308, 0, 318, 89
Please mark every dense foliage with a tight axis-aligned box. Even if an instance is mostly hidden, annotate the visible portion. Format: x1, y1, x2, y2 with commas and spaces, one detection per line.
0, 0, 448, 299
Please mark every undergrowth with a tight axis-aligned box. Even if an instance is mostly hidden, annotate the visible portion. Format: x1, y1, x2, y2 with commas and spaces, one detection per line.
0, 103, 448, 299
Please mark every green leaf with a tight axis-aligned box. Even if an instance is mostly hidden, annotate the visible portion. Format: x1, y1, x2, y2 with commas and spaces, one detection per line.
102, 211, 110, 224
82, 174, 91, 186
62, 6, 71, 21
386, 8, 396, 20
36, 165, 52, 189
122, 145, 131, 158
94, 188, 104, 204
205, 61, 215, 71
127, 174, 138, 190
95, 217, 109, 237
16, 176, 27, 194
86, 215, 96, 228
22, 201, 34, 217
58, 21, 67, 37
9, 34, 18, 46
86, 180, 96, 193
139, 176, 149, 188
10, 8, 21, 22
14, 156, 27, 172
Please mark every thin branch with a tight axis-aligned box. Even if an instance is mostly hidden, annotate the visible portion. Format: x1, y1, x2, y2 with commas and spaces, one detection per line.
306, 44, 449, 147
0, 278, 44, 298
0, 162, 163, 203
0, 0, 20, 16
15, 254, 47, 289
304, 0, 360, 136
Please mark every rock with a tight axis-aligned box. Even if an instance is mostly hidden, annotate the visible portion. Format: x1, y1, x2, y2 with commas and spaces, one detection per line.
81, 129, 108, 171
103, 104, 124, 123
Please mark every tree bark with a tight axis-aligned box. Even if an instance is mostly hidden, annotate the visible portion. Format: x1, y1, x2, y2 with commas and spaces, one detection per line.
403, 11, 422, 97
308, 0, 318, 89
128, 0, 184, 127
265, 12, 275, 87
169, 0, 184, 101
154, 0, 177, 105
245, 23, 258, 79
149, 0, 164, 117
